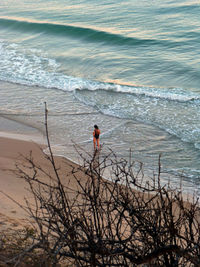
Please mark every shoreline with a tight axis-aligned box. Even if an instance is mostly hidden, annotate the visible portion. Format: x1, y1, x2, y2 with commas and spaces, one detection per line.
0, 116, 198, 231
0, 116, 111, 231
0, 116, 75, 229
0, 116, 46, 144
0, 134, 87, 231
1, 80, 200, 198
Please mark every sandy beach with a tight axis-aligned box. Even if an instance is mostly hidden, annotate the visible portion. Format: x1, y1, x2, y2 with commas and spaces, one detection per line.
0, 132, 88, 232
0, 126, 194, 231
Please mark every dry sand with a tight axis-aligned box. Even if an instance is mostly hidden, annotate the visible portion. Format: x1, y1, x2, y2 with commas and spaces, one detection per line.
0, 135, 87, 231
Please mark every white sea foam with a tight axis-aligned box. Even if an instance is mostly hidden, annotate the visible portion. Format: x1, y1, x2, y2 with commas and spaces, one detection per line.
1, 40, 200, 154
1, 40, 199, 103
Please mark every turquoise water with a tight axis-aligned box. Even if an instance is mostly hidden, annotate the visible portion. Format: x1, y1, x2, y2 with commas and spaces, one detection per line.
0, 0, 200, 194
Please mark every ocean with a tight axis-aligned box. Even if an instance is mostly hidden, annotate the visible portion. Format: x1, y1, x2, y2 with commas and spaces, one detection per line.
0, 0, 200, 195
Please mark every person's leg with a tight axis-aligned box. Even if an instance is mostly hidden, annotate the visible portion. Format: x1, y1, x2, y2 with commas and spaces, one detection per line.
93, 138, 96, 150
97, 138, 100, 149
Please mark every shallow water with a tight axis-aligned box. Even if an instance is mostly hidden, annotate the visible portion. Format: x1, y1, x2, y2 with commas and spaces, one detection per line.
0, 81, 199, 197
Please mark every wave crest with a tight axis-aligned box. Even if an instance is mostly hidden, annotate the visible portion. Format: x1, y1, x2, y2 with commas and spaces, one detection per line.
0, 17, 178, 48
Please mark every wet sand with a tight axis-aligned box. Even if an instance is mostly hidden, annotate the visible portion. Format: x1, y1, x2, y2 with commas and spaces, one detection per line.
0, 132, 91, 231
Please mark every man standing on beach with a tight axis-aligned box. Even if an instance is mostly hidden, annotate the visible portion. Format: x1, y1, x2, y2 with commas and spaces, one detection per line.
93, 125, 100, 150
